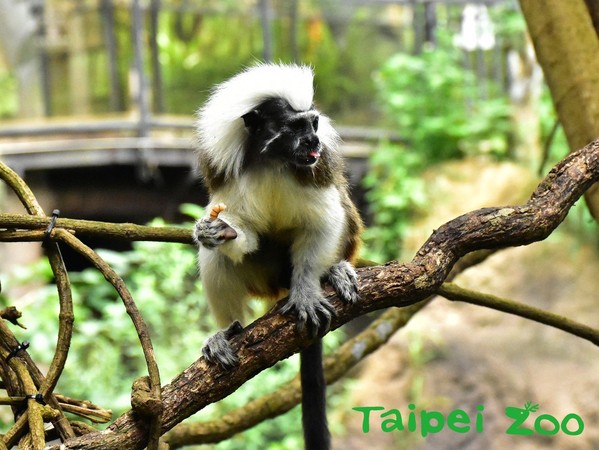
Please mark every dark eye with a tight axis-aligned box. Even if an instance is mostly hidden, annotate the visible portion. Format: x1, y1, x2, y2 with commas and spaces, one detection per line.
312, 116, 319, 132
289, 119, 303, 132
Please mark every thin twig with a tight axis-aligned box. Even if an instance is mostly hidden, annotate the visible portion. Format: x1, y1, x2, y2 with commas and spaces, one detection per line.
2, 411, 28, 448
0, 212, 192, 244
0, 347, 45, 450
0, 315, 75, 441
0, 396, 111, 423
0, 306, 26, 329
0, 161, 76, 441
538, 118, 562, 177
41, 245, 75, 399
0, 163, 44, 216
55, 229, 163, 448
438, 282, 599, 346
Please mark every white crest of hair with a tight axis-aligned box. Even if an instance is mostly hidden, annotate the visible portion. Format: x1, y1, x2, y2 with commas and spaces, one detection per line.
196, 62, 339, 179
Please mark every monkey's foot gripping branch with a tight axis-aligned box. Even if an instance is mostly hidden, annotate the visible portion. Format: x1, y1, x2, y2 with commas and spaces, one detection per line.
323, 261, 360, 305
202, 321, 244, 369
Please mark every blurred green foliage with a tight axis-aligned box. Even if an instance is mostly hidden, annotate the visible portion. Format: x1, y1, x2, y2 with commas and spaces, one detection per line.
153, 6, 396, 124
362, 141, 428, 262
363, 37, 512, 262
375, 36, 511, 162
359, 6, 534, 262
0, 73, 17, 118
156, 12, 260, 115
0, 2, 399, 124
0, 210, 349, 448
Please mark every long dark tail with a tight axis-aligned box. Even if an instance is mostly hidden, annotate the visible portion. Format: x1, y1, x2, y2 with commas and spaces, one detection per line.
300, 339, 330, 450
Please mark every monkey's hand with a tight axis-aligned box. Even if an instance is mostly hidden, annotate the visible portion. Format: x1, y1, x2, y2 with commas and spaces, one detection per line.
280, 285, 337, 338
202, 320, 243, 369
193, 217, 238, 248
323, 260, 360, 304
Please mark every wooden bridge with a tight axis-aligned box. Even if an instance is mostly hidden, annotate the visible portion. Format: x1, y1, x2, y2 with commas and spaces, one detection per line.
0, 114, 388, 269
0, 115, 386, 175
0, 114, 390, 241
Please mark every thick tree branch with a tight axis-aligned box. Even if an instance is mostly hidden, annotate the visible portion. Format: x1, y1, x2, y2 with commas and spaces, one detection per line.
43, 139, 599, 449
163, 302, 428, 448
162, 251, 497, 447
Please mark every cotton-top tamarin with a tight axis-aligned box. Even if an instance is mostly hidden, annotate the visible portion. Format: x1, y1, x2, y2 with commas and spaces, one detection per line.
193, 63, 363, 450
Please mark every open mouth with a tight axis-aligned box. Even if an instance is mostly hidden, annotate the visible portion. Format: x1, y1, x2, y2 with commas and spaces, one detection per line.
298, 149, 321, 166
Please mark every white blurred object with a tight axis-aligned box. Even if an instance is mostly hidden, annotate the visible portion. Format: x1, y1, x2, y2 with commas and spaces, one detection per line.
454, 4, 496, 51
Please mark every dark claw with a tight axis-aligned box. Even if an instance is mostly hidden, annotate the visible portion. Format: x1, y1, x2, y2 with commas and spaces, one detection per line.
202, 321, 243, 369
280, 292, 337, 338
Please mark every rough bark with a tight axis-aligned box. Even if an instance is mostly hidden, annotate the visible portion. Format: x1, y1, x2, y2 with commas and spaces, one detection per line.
519, 0, 599, 218
45, 139, 599, 449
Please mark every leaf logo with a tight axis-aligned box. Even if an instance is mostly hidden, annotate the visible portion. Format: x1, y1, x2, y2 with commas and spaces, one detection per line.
505, 402, 540, 435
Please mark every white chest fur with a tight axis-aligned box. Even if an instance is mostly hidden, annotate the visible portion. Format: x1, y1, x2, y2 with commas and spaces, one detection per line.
207, 167, 347, 265
213, 168, 345, 233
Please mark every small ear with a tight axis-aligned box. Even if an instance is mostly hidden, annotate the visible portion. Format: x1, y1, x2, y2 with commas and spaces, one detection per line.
242, 109, 261, 129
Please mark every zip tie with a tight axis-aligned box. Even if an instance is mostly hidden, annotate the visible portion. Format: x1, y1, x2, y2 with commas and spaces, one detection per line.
42, 209, 60, 248
25, 393, 46, 405
6, 341, 29, 362
44, 209, 60, 240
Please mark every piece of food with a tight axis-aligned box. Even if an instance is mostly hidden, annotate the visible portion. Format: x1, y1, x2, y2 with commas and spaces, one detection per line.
209, 203, 227, 221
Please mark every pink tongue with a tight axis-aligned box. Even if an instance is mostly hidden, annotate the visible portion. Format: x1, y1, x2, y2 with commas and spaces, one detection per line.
309, 150, 320, 158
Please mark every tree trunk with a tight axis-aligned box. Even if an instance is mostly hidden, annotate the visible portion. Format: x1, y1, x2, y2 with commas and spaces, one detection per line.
519, 0, 599, 218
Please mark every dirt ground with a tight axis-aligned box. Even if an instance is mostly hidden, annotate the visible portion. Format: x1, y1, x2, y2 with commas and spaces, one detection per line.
335, 159, 599, 450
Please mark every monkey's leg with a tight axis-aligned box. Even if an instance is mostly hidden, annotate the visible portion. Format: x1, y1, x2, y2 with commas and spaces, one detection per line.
198, 249, 250, 368
323, 260, 360, 304
279, 229, 340, 337
280, 272, 336, 337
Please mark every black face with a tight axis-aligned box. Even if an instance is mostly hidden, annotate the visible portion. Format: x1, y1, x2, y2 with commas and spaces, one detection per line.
242, 98, 321, 167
